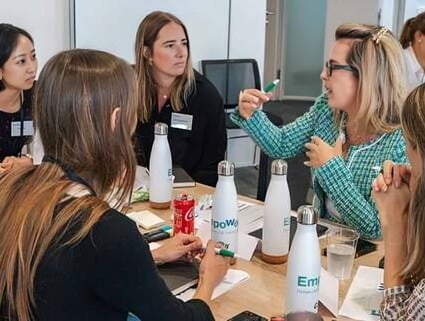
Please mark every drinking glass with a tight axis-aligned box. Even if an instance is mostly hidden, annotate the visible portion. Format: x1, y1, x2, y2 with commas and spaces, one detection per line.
326, 226, 359, 280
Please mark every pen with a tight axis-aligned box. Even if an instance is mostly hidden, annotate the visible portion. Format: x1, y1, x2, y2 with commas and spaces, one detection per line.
214, 248, 240, 258
263, 79, 280, 93
143, 224, 173, 238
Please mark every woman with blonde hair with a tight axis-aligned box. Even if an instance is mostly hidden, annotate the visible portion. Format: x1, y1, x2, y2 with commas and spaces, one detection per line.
400, 12, 425, 90
0, 49, 228, 321
372, 84, 425, 319
134, 11, 226, 187
231, 24, 408, 239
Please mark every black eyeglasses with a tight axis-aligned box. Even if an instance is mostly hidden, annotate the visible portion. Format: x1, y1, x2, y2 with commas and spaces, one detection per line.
325, 61, 356, 77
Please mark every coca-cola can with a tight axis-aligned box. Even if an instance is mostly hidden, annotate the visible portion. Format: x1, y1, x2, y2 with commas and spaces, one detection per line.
173, 193, 195, 235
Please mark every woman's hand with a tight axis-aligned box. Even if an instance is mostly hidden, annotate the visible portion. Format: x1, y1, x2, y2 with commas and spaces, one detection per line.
304, 136, 343, 168
373, 160, 411, 190
194, 240, 230, 303
0, 155, 33, 174
238, 89, 271, 120
151, 233, 203, 265
372, 179, 410, 232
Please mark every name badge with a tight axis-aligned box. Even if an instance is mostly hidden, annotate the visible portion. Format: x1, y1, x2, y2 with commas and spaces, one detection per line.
171, 113, 193, 131
11, 120, 34, 137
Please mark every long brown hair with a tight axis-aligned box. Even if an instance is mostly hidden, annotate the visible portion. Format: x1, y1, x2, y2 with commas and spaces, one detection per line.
0, 49, 138, 321
135, 11, 195, 123
399, 84, 425, 282
333, 23, 406, 134
400, 12, 425, 49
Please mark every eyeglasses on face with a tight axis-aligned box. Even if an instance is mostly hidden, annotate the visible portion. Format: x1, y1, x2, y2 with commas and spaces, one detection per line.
325, 61, 356, 77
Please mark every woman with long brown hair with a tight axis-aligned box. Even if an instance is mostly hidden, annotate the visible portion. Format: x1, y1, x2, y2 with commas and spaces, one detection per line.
0, 49, 228, 321
372, 84, 425, 319
134, 11, 226, 187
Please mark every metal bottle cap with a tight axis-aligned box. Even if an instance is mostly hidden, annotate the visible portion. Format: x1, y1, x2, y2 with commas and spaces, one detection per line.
271, 159, 287, 175
296, 205, 318, 225
217, 160, 234, 176
154, 122, 168, 135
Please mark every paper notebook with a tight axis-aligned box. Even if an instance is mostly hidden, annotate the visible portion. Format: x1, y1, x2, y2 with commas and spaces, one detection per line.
176, 269, 250, 302
173, 166, 196, 188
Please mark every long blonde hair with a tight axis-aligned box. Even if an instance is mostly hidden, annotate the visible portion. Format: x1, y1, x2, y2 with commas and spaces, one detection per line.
399, 84, 425, 283
135, 11, 195, 123
0, 49, 138, 321
334, 23, 407, 134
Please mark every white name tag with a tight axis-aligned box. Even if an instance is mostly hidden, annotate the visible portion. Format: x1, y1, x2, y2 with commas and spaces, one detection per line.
11, 120, 34, 137
171, 113, 193, 131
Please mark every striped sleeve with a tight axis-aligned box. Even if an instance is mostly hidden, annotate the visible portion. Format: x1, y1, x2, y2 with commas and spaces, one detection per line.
230, 96, 328, 159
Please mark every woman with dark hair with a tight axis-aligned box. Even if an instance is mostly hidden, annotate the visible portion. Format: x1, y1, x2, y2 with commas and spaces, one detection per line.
372, 84, 425, 320
0, 23, 37, 173
134, 11, 226, 187
400, 12, 425, 90
0, 49, 228, 321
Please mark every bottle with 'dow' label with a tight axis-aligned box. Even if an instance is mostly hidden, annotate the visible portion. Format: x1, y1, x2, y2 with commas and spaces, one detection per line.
261, 159, 291, 264
149, 123, 173, 209
211, 160, 238, 252
285, 205, 321, 313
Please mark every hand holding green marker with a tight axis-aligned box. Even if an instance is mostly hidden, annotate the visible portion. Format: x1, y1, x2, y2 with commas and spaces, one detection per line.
263, 78, 280, 93
214, 247, 241, 258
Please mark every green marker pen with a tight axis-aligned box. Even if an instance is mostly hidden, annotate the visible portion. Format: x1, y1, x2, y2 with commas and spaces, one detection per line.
214, 247, 240, 258
263, 79, 280, 93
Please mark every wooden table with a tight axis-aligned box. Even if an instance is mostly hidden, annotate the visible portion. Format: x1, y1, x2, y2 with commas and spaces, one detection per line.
129, 184, 383, 321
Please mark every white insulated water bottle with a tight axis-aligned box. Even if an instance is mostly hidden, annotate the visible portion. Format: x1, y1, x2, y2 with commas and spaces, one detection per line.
211, 160, 238, 252
149, 123, 173, 209
286, 205, 321, 313
261, 159, 291, 264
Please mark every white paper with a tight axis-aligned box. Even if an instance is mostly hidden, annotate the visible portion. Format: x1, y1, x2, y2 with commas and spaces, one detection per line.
134, 165, 150, 190
176, 268, 250, 302
195, 220, 258, 261
127, 210, 165, 229
319, 267, 339, 316
339, 265, 384, 321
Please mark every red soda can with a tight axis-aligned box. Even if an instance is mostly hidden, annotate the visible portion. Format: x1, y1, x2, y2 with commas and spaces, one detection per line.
173, 193, 195, 235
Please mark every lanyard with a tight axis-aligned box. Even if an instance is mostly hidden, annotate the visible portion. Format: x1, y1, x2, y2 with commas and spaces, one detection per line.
42, 155, 97, 196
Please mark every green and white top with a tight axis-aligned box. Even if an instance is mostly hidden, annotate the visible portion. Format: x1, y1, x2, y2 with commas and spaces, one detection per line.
230, 94, 407, 239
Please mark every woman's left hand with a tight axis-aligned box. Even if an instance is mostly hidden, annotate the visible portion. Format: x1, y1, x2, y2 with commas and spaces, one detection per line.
304, 136, 343, 168
151, 233, 203, 265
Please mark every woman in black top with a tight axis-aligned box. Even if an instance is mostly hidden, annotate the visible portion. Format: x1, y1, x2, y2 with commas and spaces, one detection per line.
134, 11, 226, 187
0, 49, 228, 321
0, 23, 37, 173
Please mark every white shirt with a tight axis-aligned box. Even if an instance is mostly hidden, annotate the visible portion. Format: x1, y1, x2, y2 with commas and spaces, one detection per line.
403, 46, 425, 92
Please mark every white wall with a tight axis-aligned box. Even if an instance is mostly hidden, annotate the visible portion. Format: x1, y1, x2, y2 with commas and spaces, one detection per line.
324, 0, 384, 60
73, 0, 266, 77
405, 0, 425, 20
0, 0, 70, 75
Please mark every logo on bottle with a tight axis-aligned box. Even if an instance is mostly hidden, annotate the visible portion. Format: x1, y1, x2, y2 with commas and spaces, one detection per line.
297, 275, 320, 294
212, 218, 239, 229
284, 217, 290, 226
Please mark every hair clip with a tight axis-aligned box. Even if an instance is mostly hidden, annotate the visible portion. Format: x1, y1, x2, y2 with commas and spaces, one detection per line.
372, 27, 389, 44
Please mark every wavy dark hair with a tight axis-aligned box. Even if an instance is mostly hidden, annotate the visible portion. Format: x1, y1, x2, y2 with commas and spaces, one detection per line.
0, 23, 34, 91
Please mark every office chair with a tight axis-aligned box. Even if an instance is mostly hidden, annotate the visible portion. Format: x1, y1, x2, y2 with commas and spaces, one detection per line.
201, 59, 283, 165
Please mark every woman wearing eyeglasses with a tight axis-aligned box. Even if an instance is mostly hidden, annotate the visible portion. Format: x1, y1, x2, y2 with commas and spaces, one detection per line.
231, 23, 407, 240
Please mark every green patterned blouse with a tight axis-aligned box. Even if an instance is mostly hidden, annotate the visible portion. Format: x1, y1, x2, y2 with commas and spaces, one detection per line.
230, 94, 407, 239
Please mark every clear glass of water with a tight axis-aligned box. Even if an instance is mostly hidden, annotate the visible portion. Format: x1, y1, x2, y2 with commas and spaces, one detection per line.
326, 227, 359, 280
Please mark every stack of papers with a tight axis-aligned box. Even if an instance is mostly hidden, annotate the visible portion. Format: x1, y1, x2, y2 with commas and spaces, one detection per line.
339, 266, 384, 321
176, 269, 250, 302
